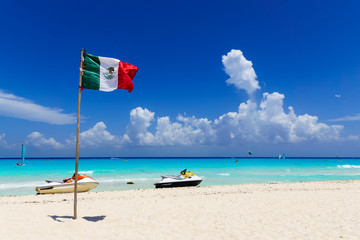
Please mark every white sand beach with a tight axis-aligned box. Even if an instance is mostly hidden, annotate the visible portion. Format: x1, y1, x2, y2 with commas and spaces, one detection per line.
1, 180, 360, 240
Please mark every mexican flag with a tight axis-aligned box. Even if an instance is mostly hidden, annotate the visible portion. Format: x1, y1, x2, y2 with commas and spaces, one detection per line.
81, 51, 138, 92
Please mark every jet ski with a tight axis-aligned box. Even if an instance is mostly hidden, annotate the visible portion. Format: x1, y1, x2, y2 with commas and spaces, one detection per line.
154, 169, 202, 188
35, 174, 99, 194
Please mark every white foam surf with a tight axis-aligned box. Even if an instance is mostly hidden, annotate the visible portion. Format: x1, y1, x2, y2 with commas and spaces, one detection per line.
78, 170, 94, 175
217, 173, 230, 176
98, 177, 158, 183
337, 165, 360, 169
0, 181, 42, 190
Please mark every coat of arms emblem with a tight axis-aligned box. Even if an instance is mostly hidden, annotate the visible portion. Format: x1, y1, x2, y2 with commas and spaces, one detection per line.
103, 67, 116, 80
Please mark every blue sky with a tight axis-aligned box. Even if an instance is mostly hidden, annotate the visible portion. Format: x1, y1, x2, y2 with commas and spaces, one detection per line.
0, 0, 359, 157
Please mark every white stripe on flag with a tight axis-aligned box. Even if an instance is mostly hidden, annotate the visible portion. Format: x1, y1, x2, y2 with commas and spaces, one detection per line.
99, 56, 120, 92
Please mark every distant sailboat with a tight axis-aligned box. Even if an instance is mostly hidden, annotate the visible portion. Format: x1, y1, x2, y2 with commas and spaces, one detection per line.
16, 144, 26, 166
278, 153, 286, 159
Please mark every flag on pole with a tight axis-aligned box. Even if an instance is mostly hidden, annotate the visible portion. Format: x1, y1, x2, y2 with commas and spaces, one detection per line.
72, 49, 138, 220
81, 51, 138, 92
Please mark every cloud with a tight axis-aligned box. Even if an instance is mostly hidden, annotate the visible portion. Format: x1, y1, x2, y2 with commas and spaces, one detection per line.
0, 89, 76, 125
329, 113, 360, 122
0, 133, 13, 149
123, 107, 155, 145
121, 107, 215, 146
154, 115, 214, 146
346, 135, 360, 140
335, 94, 341, 98
26, 132, 65, 149
121, 92, 343, 146
66, 122, 118, 148
79, 122, 117, 146
0, 133, 7, 145
222, 49, 260, 95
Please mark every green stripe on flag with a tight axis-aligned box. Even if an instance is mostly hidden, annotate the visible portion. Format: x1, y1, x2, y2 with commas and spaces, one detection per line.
82, 52, 101, 90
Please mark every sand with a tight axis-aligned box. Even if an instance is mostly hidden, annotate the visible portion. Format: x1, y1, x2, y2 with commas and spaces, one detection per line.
1, 181, 360, 240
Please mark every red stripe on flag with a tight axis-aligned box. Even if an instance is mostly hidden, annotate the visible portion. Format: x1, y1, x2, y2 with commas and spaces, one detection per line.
117, 61, 138, 93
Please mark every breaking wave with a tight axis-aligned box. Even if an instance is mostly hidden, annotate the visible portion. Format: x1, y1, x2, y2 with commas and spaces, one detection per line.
98, 177, 158, 183
78, 170, 94, 175
337, 165, 360, 169
0, 181, 42, 190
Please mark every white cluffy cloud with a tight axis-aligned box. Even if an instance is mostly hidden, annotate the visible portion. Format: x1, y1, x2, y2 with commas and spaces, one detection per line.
222, 49, 260, 95
0, 133, 13, 149
65, 122, 118, 147
34, 92, 344, 149
330, 113, 360, 122
122, 107, 214, 146
121, 93, 343, 146
79, 122, 117, 146
123, 107, 155, 145
66, 122, 120, 147
0, 133, 7, 145
26, 132, 65, 149
0, 89, 76, 125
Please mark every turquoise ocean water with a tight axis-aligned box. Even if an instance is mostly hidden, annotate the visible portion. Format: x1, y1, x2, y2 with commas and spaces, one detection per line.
1, 157, 360, 196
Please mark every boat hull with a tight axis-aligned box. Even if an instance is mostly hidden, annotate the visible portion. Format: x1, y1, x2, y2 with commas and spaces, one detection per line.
36, 182, 98, 194
155, 179, 202, 188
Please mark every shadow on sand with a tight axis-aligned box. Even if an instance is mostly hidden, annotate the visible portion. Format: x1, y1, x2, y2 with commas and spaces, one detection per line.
83, 215, 106, 222
49, 215, 106, 222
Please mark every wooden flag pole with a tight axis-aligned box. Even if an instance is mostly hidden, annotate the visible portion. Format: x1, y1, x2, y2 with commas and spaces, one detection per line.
74, 48, 84, 220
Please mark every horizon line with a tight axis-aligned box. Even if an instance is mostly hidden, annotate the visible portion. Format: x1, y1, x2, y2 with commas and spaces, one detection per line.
1, 156, 359, 159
